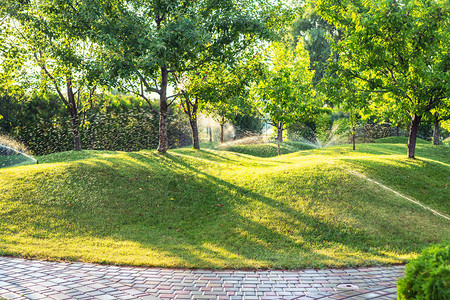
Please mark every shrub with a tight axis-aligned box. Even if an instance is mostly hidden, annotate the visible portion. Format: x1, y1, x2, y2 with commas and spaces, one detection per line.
397, 242, 449, 300
0, 93, 192, 154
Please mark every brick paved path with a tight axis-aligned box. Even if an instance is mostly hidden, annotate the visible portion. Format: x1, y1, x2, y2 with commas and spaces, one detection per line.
0, 257, 404, 299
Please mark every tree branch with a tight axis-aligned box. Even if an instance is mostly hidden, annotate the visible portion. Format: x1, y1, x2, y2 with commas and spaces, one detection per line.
135, 70, 161, 94
167, 92, 185, 100
152, 78, 159, 91
33, 51, 69, 107
118, 80, 159, 114
167, 91, 185, 106
384, 65, 414, 105
67, 1, 78, 14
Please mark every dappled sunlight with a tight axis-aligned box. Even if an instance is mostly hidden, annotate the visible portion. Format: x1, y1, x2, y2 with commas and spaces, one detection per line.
216, 140, 316, 158
39, 150, 113, 163
173, 148, 245, 164
172, 148, 280, 168
201, 243, 241, 261
420, 157, 450, 168
355, 144, 408, 156
311, 244, 409, 267
182, 242, 267, 268
0, 143, 448, 269
233, 227, 278, 249
0, 235, 187, 268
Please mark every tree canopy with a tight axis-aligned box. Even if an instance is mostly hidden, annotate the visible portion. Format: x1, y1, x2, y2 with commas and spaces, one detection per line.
254, 38, 315, 154
1, 0, 102, 150
317, 0, 450, 158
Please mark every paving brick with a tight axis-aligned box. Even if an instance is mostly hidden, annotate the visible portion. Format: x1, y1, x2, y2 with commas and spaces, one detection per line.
159, 293, 176, 298
95, 295, 117, 300
175, 295, 192, 299
76, 286, 96, 293
1, 292, 21, 299
22, 292, 47, 299
49, 294, 72, 300
192, 295, 216, 299
0, 257, 404, 300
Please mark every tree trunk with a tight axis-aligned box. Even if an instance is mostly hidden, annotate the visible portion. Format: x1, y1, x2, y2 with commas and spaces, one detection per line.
352, 126, 356, 151
277, 124, 283, 143
90, 126, 95, 150
433, 113, 440, 145
67, 80, 81, 151
276, 123, 283, 156
395, 125, 400, 137
407, 114, 422, 159
220, 118, 225, 143
277, 136, 281, 156
189, 100, 199, 150
220, 123, 225, 143
157, 67, 169, 153
190, 119, 200, 149
209, 127, 213, 142
70, 114, 81, 151
183, 96, 200, 150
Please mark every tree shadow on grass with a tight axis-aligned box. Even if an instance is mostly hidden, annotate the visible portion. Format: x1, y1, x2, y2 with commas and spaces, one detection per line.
170, 148, 284, 167
353, 143, 450, 164
5, 149, 448, 269
171, 149, 243, 164
108, 152, 449, 265
340, 156, 450, 215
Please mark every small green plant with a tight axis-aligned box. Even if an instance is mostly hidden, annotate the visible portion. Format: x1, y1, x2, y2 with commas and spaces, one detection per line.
397, 242, 450, 300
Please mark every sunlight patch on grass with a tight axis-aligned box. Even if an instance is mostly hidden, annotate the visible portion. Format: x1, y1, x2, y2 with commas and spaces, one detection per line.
0, 143, 448, 269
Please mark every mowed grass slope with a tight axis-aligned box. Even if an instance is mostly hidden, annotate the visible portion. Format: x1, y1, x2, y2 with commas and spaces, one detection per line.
0, 154, 35, 168
218, 141, 316, 157
0, 142, 448, 269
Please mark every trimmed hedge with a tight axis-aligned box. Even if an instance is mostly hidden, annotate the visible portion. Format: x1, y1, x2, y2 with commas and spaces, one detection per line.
397, 242, 449, 300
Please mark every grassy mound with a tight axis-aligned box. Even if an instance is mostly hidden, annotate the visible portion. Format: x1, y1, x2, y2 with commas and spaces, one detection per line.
375, 136, 429, 144
283, 140, 318, 150
0, 155, 35, 168
219, 141, 315, 157
0, 143, 448, 269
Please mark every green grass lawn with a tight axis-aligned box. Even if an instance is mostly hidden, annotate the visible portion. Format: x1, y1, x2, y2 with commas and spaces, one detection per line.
0, 154, 36, 168
217, 141, 316, 157
374, 136, 430, 144
0, 141, 448, 269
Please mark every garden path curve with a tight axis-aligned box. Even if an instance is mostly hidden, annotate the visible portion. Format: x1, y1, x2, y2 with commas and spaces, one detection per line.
0, 257, 404, 300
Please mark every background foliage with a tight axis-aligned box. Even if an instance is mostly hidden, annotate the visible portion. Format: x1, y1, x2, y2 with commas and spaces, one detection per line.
0, 94, 191, 155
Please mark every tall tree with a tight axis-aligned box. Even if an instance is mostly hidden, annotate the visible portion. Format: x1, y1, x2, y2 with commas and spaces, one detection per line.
205, 92, 254, 144
424, 99, 450, 145
179, 59, 258, 147
46, 0, 280, 152
254, 39, 315, 155
1, 1, 100, 151
317, 0, 450, 158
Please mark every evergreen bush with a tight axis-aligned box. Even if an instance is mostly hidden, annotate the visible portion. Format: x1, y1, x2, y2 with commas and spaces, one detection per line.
397, 242, 449, 300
